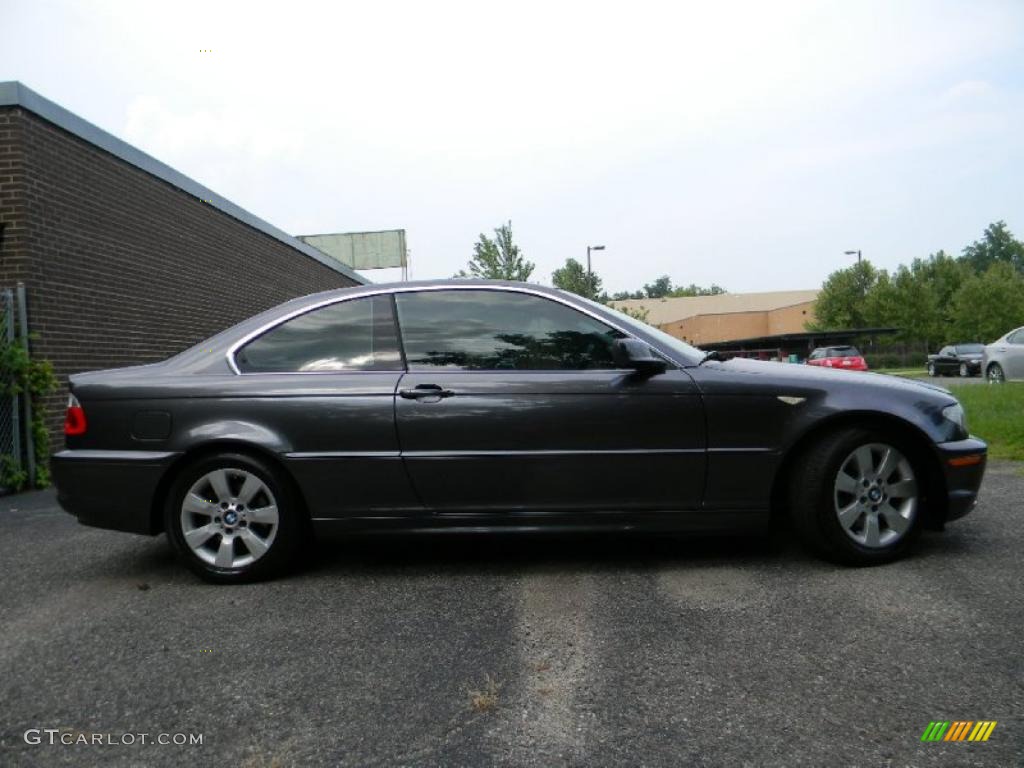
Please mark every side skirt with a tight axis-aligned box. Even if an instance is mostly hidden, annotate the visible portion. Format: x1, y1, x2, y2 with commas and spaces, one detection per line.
310, 509, 769, 536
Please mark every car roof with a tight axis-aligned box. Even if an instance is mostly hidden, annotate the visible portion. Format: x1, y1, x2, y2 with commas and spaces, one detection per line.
292, 278, 568, 305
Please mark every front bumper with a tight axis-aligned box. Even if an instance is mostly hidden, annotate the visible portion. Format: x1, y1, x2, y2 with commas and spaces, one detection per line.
934, 437, 987, 522
51, 450, 179, 535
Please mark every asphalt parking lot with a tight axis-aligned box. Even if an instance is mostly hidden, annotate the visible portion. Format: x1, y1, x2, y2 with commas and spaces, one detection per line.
2, 463, 1021, 767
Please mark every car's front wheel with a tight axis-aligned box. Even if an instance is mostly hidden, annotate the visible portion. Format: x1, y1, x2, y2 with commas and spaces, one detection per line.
959, 362, 969, 378
987, 363, 1005, 384
165, 452, 305, 583
927, 362, 936, 377
790, 428, 923, 565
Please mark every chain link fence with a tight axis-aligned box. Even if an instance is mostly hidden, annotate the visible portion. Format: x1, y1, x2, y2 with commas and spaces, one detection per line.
0, 287, 21, 489
0, 285, 37, 492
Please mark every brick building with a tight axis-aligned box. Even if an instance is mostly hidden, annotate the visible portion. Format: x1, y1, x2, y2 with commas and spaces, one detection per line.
0, 81, 365, 449
611, 290, 819, 347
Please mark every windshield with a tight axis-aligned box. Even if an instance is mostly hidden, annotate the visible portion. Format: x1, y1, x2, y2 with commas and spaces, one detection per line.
956, 344, 984, 354
569, 293, 704, 365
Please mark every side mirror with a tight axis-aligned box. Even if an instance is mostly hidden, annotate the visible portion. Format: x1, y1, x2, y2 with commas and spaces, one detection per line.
612, 339, 668, 375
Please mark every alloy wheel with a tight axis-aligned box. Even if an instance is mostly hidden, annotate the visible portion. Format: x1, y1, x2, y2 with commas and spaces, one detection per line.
180, 468, 279, 569
927, 363, 935, 377
960, 363, 968, 377
833, 443, 917, 549
987, 364, 1004, 384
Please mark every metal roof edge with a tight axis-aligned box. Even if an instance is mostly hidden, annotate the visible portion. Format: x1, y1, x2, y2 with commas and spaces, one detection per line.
701, 327, 901, 348
0, 81, 367, 285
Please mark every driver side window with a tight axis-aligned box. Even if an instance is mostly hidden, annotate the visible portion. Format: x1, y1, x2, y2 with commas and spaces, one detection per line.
395, 290, 628, 371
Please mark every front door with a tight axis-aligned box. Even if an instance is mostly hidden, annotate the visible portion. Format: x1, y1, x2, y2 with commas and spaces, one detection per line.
392, 288, 706, 513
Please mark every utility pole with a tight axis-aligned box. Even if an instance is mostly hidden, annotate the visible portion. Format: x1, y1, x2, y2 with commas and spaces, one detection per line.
586, 244, 605, 298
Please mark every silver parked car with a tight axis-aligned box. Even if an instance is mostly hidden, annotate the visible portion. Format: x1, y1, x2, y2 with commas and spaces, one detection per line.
983, 326, 1024, 382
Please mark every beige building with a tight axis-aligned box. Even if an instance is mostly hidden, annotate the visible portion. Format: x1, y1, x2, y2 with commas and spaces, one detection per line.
610, 290, 819, 346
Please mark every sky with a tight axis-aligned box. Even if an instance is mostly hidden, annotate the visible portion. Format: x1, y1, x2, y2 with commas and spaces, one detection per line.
2, 0, 1022, 292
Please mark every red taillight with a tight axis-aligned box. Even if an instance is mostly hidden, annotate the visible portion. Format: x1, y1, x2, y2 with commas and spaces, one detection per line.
64, 394, 87, 436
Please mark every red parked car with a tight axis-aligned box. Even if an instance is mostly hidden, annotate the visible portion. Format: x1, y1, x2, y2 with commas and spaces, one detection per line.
806, 345, 869, 371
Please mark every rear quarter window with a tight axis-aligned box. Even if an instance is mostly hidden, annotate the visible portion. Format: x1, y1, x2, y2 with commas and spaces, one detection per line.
235, 295, 402, 373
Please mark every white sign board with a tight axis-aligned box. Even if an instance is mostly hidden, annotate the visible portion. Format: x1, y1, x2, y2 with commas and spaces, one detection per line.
298, 230, 407, 270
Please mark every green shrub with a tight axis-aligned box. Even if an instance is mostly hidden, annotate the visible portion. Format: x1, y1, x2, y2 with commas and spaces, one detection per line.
0, 334, 58, 490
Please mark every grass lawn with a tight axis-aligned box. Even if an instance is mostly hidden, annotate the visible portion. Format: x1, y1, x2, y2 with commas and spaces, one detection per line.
948, 383, 1024, 462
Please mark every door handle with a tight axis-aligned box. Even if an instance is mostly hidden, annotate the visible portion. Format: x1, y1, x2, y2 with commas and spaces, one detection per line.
399, 384, 454, 399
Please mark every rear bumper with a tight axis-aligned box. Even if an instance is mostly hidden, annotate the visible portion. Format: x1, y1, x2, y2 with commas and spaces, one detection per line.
51, 450, 179, 535
934, 438, 987, 522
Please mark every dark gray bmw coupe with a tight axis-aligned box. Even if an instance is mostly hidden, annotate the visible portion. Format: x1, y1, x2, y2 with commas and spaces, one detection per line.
52, 280, 987, 582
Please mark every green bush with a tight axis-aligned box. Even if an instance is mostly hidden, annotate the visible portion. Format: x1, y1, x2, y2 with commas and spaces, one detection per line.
0, 334, 58, 490
864, 352, 914, 370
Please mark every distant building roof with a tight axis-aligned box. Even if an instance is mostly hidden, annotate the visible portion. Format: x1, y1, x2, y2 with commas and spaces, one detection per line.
610, 289, 819, 326
0, 81, 366, 285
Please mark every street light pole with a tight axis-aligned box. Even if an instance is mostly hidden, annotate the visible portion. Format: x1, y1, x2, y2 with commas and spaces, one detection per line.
586, 244, 605, 298
845, 249, 866, 299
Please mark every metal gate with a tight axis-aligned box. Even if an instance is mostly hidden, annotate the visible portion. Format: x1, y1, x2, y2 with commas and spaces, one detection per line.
0, 284, 35, 491
0, 288, 20, 485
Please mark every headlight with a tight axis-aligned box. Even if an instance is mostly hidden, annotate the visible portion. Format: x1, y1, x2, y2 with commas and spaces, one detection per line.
942, 403, 968, 436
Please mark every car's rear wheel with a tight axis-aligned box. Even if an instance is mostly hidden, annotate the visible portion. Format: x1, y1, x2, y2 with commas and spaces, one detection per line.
789, 428, 923, 565
927, 362, 936, 377
165, 452, 304, 583
987, 363, 1005, 384
959, 362, 969, 378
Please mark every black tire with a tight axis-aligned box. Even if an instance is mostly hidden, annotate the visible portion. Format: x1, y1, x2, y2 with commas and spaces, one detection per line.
987, 363, 1005, 384
789, 428, 924, 565
927, 362, 936, 377
165, 452, 306, 583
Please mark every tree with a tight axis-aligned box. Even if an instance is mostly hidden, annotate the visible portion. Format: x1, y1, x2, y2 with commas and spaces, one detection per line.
962, 221, 1024, 274
950, 262, 1024, 342
809, 260, 880, 330
643, 275, 673, 298
604, 279, 726, 301
669, 283, 727, 297
552, 257, 602, 299
610, 289, 645, 301
457, 221, 534, 281
881, 266, 944, 349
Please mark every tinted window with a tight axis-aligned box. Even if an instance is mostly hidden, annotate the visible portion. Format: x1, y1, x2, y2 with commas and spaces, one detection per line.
236, 295, 401, 373
939, 346, 954, 356
956, 344, 983, 354
830, 346, 860, 357
396, 290, 626, 370
1008, 329, 1024, 344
